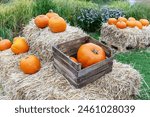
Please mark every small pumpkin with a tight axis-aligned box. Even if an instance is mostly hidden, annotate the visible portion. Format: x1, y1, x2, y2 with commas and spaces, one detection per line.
108, 18, 118, 25
0, 39, 12, 51
20, 55, 41, 74
70, 57, 78, 63
118, 17, 127, 23
34, 15, 49, 28
135, 21, 143, 29
128, 17, 136, 21
139, 19, 149, 26
126, 20, 136, 28
48, 16, 67, 33
77, 43, 106, 68
11, 37, 29, 54
46, 10, 59, 19
116, 21, 127, 29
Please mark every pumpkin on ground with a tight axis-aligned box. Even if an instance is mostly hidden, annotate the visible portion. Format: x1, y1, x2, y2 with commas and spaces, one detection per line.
139, 19, 149, 26
70, 57, 78, 63
0, 39, 12, 51
107, 18, 118, 25
116, 21, 127, 29
46, 10, 59, 19
34, 15, 49, 28
77, 43, 106, 68
48, 16, 67, 33
20, 55, 41, 74
11, 37, 29, 54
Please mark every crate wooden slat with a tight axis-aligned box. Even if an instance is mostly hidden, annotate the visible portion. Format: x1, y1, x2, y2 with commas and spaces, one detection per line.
52, 36, 113, 88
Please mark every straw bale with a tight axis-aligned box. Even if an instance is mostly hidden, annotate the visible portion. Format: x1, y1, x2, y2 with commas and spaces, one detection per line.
23, 19, 87, 62
0, 20, 141, 100
101, 23, 150, 52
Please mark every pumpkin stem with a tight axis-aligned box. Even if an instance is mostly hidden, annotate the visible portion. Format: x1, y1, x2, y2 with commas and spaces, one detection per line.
92, 49, 99, 55
49, 9, 53, 13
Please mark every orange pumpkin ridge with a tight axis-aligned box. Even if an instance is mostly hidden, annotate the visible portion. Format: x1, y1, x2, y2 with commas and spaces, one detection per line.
77, 43, 106, 68
46, 10, 59, 19
139, 19, 149, 26
126, 20, 136, 28
20, 55, 41, 74
116, 21, 127, 29
108, 18, 118, 25
11, 37, 29, 54
0, 39, 12, 51
70, 57, 78, 63
34, 15, 49, 28
48, 16, 67, 33
135, 21, 143, 29
118, 17, 127, 23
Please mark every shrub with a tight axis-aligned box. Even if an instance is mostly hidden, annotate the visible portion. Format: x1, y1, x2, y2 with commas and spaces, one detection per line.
77, 8, 101, 32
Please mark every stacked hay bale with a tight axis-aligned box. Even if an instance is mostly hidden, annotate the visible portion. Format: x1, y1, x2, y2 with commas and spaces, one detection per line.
0, 20, 142, 100
101, 23, 150, 52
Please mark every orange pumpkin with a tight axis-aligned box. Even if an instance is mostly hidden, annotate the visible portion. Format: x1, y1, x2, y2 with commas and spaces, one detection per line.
128, 17, 136, 21
118, 17, 127, 23
48, 16, 67, 33
108, 18, 118, 25
11, 37, 29, 54
126, 20, 136, 28
34, 15, 49, 28
46, 10, 59, 19
0, 39, 12, 51
139, 19, 149, 26
135, 21, 143, 29
70, 57, 78, 63
77, 43, 106, 68
20, 55, 41, 74
116, 21, 127, 29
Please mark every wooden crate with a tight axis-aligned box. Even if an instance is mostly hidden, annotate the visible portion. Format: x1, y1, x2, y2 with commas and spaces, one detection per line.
52, 36, 113, 88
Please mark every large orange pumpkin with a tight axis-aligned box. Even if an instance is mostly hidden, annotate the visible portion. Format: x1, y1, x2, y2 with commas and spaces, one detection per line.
11, 37, 29, 54
48, 16, 67, 33
34, 15, 49, 28
77, 43, 106, 68
46, 10, 59, 19
139, 19, 149, 26
20, 55, 41, 74
0, 39, 12, 51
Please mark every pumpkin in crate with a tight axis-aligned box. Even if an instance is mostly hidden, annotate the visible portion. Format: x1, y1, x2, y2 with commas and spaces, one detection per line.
0, 39, 12, 51
20, 55, 41, 74
48, 16, 67, 33
46, 10, 59, 19
34, 15, 49, 28
11, 37, 29, 54
77, 43, 106, 68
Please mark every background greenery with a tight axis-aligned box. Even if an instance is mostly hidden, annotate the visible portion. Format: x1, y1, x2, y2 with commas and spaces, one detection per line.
0, 0, 150, 99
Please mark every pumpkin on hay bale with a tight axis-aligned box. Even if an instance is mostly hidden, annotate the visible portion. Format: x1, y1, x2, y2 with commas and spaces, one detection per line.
101, 23, 150, 52
0, 19, 141, 100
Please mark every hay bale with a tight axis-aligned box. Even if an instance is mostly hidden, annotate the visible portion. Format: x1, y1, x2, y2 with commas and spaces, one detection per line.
0, 20, 141, 100
101, 23, 150, 52
23, 19, 87, 62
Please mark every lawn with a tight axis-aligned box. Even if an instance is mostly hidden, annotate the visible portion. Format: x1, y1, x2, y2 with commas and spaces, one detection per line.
0, 0, 150, 99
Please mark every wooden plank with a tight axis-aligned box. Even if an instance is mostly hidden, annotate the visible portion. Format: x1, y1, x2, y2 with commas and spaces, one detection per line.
52, 46, 81, 71
77, 68, 112, 88
77, 62, 113, 83
53, 53, 79, 78
78, 57, 113, 78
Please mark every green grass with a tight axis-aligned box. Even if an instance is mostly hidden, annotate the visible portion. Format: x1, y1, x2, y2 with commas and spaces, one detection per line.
115, 49, 150, 100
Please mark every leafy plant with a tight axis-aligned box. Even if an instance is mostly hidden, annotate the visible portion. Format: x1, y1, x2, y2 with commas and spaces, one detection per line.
77, 8, 101, 32
101, 7, 125, 22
